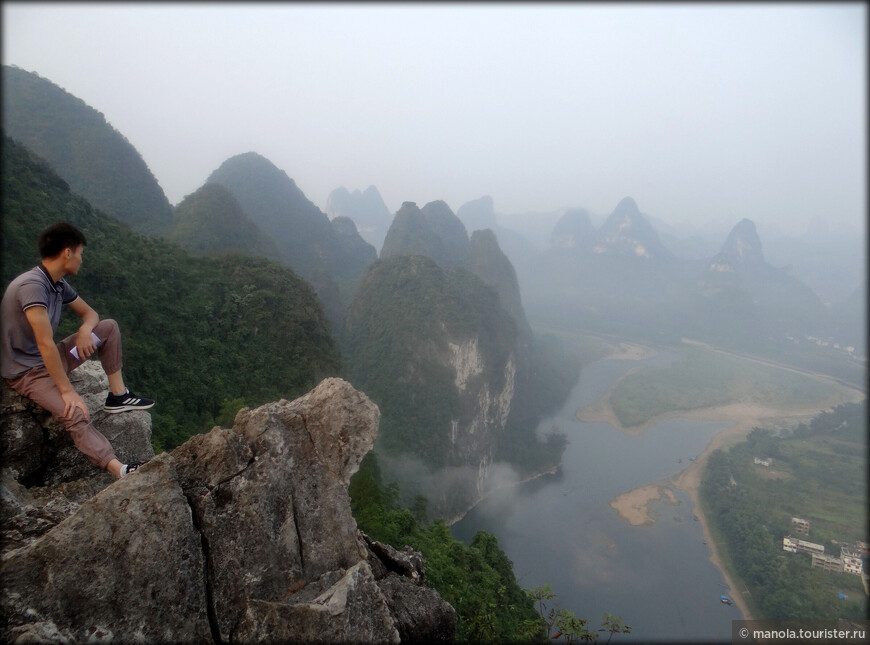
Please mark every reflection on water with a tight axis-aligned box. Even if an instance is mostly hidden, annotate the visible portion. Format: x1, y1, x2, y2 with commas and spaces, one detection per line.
452, 351, 743, 642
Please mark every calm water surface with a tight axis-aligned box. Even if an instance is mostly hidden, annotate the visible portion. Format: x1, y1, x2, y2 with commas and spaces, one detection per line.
452, 351, 744, 643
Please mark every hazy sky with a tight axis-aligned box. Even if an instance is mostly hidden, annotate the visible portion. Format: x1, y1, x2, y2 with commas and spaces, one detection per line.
2, 2, 866, 237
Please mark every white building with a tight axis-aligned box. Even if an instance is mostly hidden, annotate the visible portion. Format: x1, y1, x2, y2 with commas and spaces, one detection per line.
841, 547, 864, 575
791, 517, 810, 535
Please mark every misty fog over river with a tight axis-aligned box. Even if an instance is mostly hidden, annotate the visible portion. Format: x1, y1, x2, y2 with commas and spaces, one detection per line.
452, 349, 743, 642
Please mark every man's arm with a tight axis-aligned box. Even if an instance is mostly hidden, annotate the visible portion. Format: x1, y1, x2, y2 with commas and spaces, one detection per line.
67, 296, 100, 360
23, 305, 89, 420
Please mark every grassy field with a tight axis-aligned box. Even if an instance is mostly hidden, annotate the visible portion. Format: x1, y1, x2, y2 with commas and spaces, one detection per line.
608, 344, 845, 428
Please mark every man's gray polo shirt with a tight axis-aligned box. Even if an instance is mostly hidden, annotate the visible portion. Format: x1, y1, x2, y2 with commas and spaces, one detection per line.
1, 265, 78, 379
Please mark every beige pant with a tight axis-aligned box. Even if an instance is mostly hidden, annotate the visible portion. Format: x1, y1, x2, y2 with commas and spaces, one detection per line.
6, 319, 123, 469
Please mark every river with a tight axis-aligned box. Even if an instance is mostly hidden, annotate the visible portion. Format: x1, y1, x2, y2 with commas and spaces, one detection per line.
451, 350, 744, 643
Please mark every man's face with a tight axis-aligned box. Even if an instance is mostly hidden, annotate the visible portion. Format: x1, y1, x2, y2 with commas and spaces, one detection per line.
64, 244, 84, 275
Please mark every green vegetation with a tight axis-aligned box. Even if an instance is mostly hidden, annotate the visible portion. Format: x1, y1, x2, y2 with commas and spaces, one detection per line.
609, 344, 841, 428
206, 152, 376, 323
343, 255, 518, 466
166, 183, 282, 261
2, 136, 340, 451
350, 452, 546, 643
700, 402, 868, 621
529, 585, 632, 643
2, 65, 173, 234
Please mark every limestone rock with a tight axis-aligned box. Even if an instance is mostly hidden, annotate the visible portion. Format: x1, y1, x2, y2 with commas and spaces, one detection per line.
1, 361, 154, 552
1, 455, 212, 643
234, 562, 400, 644
377, 575, 457, 643
1, 377, 456, 643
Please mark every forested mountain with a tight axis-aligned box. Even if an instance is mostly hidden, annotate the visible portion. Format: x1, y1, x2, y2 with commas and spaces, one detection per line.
344, 202, 575, 518
166, 183, 282, 260
1, 66, 173, 234
380, 201, 467, 268
343, 254, 566, 518
326, 185, 392, 251
345, 254, 518, 467
381, 200, 533, 339
206, 153, 376, 324
2, 136, 340, 450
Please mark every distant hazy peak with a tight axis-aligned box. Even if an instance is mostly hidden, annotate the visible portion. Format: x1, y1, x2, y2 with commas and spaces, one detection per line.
458, 195, 494, 213
330, 215, 361, 236
210, 151, 301, 191
330, 186, 352, 201
457, 195, 498, 232
362, 185, 384, 199
721, 218, 765, 266
596, 198, 672, 261
612, 196, 640, 218
421, 201, 470, 254
551, 209, 595, 250
220, 151, 284, 175
421, 200, 469, 235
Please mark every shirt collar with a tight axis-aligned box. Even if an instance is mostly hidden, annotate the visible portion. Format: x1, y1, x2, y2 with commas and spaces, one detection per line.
36, 263, 64, 290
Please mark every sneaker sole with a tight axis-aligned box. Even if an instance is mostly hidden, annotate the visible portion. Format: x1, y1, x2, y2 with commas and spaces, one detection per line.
105, 403, 155, 413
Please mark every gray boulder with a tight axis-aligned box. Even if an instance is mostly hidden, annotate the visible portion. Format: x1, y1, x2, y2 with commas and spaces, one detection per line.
1, 376, 456, 643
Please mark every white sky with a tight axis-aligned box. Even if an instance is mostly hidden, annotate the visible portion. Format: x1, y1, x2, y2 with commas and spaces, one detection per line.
2, 2, 866, 237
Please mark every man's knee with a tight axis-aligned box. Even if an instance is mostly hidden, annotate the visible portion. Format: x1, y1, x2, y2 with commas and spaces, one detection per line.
62, 407, 92, 432
96, 318, 119, 339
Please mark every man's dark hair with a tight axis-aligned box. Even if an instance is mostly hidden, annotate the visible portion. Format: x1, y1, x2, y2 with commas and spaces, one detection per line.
38, 222, 87, 258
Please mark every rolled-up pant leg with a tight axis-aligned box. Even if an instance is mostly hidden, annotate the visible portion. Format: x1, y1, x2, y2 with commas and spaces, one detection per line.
5, 319, 122, 469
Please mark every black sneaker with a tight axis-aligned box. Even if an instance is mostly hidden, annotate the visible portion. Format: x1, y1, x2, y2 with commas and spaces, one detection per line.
105, 389, 154, 413
121, 462, 143, 477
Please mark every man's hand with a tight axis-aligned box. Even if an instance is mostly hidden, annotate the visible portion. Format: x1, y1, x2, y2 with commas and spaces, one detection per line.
74, 327, 97, 360
61, 389, 90, 420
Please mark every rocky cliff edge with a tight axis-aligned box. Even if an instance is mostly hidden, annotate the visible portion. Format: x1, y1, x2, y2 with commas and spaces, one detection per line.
1, 363, 455, 643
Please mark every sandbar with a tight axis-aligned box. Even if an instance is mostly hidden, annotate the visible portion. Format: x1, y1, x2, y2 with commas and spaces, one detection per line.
610, 484, 678, 526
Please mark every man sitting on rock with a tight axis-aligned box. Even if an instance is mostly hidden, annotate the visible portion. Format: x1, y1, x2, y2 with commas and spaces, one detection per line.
1, 222, 153, 479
